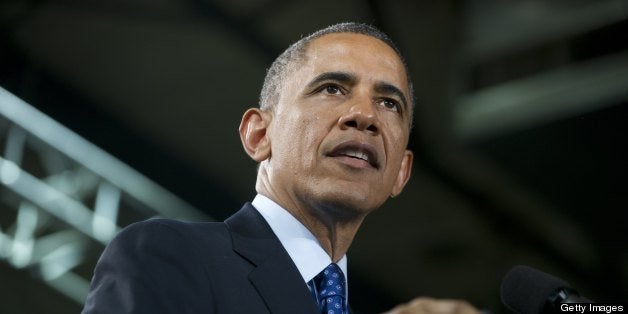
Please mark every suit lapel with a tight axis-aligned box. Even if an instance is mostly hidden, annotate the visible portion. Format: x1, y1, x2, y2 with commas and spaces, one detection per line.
226, 203, 319, 314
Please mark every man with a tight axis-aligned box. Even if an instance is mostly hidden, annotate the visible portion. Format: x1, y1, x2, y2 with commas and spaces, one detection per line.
82, 22, 479, 314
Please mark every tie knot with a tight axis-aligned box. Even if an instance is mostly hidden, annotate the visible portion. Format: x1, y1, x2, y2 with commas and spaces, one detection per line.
315, 263, 346, 299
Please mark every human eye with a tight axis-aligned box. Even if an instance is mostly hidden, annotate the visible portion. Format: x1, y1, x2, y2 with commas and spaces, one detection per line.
378, 98, 401, 113
319, 84, 344, 96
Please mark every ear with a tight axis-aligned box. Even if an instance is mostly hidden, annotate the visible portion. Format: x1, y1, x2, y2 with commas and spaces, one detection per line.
391, 150, 413, 197
239, 108, 272, 162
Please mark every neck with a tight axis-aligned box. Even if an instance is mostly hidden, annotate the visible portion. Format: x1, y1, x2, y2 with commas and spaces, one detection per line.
290, 201, 366, 262
256, 170, 367, 262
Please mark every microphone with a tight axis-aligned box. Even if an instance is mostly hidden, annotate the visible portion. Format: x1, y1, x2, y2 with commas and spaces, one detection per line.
500, 265, 592, 314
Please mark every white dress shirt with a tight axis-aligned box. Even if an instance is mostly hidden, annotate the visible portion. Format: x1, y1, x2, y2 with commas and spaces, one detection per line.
252, 194, 348, 285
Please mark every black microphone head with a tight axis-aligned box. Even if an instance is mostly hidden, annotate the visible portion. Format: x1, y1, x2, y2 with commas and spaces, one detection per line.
500, 265, 571, 314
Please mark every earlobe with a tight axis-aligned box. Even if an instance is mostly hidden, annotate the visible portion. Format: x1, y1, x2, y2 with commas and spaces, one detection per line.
238, 108, 272, 162
391, 150, 413, 197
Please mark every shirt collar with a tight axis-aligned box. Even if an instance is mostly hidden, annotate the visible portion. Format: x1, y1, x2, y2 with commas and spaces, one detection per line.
252, 194, 348, 283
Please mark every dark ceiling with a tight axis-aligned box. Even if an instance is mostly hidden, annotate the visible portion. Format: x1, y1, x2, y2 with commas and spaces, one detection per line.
1, 0, 627, 313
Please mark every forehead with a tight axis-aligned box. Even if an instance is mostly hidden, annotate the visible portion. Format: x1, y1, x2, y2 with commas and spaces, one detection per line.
297, 33, 409, 92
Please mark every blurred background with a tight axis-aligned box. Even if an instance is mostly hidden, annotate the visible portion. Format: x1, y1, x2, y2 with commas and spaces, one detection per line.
1, 0, 627, 313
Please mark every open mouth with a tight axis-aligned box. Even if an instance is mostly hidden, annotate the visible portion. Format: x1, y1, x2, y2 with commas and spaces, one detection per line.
327, 141, 379, 169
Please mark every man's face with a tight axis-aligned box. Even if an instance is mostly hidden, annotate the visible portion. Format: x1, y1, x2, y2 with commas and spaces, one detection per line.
265, 33, 413, 215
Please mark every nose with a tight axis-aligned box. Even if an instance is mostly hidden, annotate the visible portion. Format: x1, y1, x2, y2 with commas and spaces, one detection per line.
337, 99, 379, 135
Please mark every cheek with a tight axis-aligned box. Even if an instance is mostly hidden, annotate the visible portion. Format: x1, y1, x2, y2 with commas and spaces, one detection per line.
298, 117, 327, 165
272, 112, 323, 166
383, 126, 409, 166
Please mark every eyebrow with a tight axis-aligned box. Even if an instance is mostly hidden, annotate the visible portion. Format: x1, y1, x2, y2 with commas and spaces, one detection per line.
374, 82, 409, 113
305, 71, 409, 113
304, 71, 357, 91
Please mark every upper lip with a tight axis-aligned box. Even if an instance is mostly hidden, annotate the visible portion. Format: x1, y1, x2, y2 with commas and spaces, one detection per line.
327, 140, 380, 168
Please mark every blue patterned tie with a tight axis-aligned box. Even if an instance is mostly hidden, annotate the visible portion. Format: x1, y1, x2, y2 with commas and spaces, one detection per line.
314, 263, 347, 314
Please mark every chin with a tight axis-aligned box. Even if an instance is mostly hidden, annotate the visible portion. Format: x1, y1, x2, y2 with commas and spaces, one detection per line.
296, 176, 390, 218
313, 188, 384, 218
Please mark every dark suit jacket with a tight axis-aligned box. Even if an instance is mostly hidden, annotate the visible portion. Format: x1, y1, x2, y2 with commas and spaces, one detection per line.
82, 203, 320, 314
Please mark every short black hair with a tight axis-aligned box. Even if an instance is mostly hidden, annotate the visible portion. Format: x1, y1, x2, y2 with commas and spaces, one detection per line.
259, 22, 415, 125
